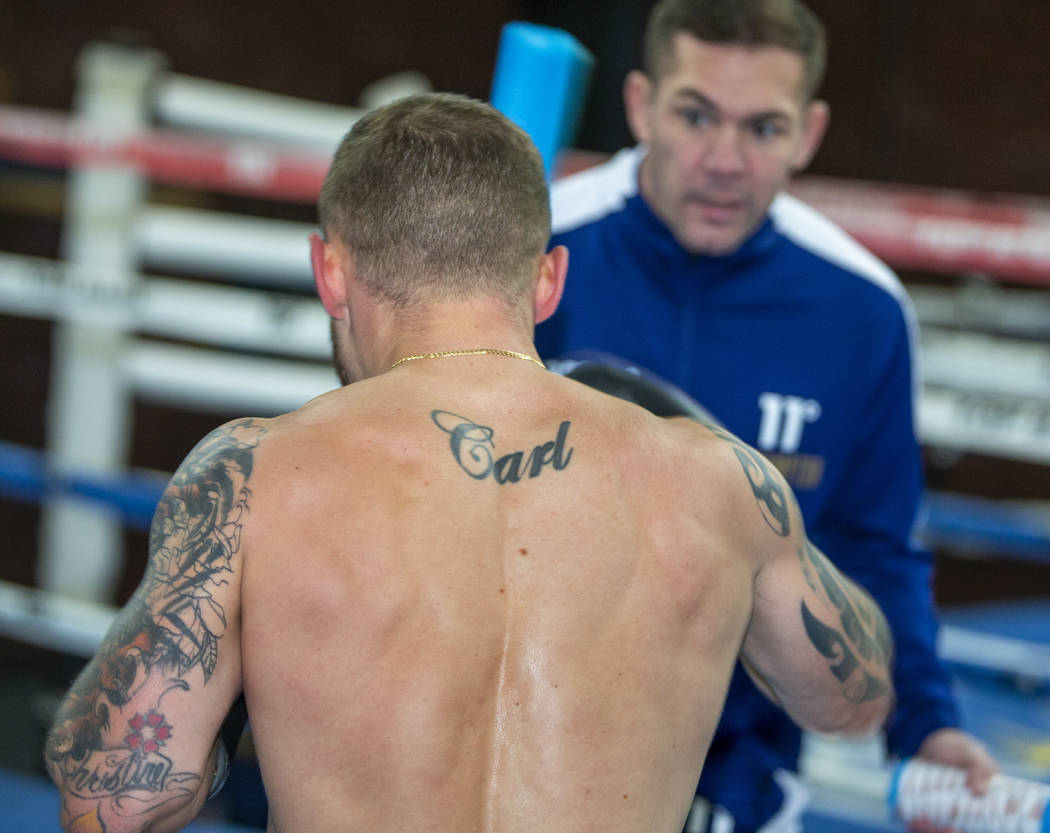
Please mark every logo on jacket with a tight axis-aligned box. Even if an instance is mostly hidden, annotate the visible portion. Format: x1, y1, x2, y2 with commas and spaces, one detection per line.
757, 392, 825, 490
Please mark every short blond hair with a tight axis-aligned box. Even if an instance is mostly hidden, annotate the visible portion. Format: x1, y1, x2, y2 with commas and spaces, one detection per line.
319, 93, 550, 311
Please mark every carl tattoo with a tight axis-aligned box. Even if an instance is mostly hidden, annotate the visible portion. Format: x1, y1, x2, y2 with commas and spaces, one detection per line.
798, 542, 892, 702
431, 410, 574, 483
45, 419, 265, 829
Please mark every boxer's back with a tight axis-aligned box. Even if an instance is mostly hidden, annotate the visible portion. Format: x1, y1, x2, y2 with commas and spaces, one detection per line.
241, 364, 756, 833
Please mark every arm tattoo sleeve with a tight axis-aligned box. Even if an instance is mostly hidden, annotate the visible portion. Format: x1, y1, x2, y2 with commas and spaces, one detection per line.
44, 418, 266, 831
798, 542, 893, 703
699, 423, 891, 704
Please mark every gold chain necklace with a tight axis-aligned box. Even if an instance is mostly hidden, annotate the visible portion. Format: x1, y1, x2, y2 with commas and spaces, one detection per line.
388, 348, 546, 372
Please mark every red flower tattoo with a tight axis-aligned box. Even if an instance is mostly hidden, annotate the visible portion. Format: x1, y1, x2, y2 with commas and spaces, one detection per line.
125, 710, 172, 755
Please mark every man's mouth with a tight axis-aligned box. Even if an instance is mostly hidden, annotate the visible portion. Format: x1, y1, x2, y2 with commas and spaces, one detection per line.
686, 194, 746, 224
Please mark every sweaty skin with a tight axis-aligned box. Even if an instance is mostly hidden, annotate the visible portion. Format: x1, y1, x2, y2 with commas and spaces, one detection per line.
44, 358, 891, 833
237, 360, 889, 833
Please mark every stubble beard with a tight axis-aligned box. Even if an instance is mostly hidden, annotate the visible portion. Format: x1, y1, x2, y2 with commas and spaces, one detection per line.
330, 320, 354, 386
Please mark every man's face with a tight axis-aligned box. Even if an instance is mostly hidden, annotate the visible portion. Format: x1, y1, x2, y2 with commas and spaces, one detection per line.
626, 34, 827, 255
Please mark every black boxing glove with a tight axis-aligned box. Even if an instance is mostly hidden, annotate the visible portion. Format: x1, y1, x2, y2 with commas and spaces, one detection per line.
549, 349, 721, 425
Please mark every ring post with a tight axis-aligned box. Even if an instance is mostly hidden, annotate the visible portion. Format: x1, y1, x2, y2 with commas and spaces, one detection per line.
39, 42, 165, 603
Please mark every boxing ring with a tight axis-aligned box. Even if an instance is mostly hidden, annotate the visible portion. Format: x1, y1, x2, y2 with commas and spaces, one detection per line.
0, 35, 1048, 833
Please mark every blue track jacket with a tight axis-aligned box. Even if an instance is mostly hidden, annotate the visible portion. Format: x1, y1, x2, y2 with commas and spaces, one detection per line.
536, 146, 961, 832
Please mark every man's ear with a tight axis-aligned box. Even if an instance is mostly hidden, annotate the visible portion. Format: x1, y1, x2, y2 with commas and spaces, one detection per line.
623, 70, 654, 145
310, 232, 348, 319
792, 99, 830, 172
534, 245, 568, 325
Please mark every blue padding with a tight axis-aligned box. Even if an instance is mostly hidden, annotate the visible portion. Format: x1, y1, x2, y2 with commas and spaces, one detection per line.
490, 22, 594, 179
919, 491, 1050, 563
0, 440, 166, 530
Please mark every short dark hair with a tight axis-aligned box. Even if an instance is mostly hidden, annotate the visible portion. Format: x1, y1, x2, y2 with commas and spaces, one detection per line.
318, 93, 550, 310
643, 0, 827, 100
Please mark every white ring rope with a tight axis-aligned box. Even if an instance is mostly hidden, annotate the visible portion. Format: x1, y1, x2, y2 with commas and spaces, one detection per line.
4, 102, 1050, 283
0, 251, 327, 358
135, 206, 315, 287
4, 250, 1049, 461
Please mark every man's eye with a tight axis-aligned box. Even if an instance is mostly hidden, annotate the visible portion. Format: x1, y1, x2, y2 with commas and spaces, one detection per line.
752, 121, 787, 139
679, 109, 712, 128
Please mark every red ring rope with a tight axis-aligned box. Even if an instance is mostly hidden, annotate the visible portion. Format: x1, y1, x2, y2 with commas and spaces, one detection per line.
2, 103, 1050, 284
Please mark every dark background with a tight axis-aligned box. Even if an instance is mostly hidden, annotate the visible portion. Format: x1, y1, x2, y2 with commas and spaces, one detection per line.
1, 0, 1048, 784
4, 0, 1049, 191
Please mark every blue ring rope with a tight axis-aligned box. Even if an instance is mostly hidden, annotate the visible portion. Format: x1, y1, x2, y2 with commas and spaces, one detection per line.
0, 439, 166, 531
1, 438, 1048, 558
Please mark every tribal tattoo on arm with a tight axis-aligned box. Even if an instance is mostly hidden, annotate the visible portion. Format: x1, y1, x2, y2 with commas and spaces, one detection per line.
702, 423, 790, 536
44, 418, 266, 833
703, 423, 892, 705
797, 542, 893, 703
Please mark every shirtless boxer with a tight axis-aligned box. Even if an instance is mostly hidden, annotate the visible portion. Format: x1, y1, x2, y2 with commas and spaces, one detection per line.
44, 92, 893, 833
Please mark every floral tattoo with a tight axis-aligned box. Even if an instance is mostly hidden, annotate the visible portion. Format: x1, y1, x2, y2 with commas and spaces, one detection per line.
44, 419, 265, 831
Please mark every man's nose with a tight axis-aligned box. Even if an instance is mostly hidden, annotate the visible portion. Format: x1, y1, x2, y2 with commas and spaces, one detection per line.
702, 125, 747, 177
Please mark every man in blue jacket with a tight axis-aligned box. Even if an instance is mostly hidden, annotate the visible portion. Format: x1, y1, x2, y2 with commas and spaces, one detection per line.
536, 1, 997, 831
